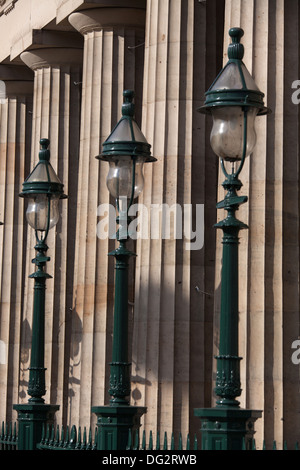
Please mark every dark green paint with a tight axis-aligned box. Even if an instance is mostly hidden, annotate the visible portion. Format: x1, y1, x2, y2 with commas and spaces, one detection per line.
92, 90, 155, 450
13, 139, 66, 449
199, 27, 270, 116
195, 28, 269, 450
97, 90, 156, 163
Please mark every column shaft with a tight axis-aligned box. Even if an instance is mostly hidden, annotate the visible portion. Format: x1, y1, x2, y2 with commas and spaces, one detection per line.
132, 0, 225, 437
20, 47, 83, 424
68, 6, 146, 427
0, 67, 33, 421
220, 0, 300, 448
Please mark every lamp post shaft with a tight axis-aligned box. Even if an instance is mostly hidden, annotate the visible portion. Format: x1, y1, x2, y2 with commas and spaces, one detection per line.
27, 239, 51, 402
109, 240, 132, 405
13, 237, 59, 449
92, 227, 146, 450
214, 175, 246, 407
195, 173, 262, 450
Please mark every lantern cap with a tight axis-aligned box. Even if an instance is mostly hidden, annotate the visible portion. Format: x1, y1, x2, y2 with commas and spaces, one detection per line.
19, 138, 67, 199
97, 90, 156, 163
199, 27, 271, 116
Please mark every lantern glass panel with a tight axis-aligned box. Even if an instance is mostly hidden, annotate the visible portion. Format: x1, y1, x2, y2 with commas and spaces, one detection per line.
210, 106, 258, 161
26, 194, 60, 231
106, 156, 144, 200
211, 62, 260, 91
26, 162, 62, 184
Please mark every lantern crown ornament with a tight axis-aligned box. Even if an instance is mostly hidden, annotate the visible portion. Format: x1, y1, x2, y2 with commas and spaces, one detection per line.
99, 90, 156, 163
97, 90, 155, 206
20, 138, 67, 234
200, 27, 270, 116
199, 28, 270, 164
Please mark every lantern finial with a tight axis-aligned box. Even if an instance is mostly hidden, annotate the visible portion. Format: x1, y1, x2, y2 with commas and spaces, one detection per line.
228, 27, 244, 60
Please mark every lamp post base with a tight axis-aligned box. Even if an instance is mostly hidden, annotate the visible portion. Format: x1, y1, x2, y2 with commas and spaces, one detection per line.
194, 407, 262, 450
13, 403, 59, 450
92, 405, 146, 450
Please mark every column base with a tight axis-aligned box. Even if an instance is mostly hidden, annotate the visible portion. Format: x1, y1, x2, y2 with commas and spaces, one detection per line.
13, 403, 59, 450
92, 405, 146, 450
194, 406, 262, 450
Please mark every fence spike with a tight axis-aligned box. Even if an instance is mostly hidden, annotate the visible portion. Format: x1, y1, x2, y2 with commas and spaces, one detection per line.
54, 425, 60, 447
170, 432, 175, 450
149, 430, 153, 450
85, 426, 92, 450
156, 431, 160, 450
186, 433, 190, 450
12, 422, 17, 443
193, 434, 198, 450
59, 425, 65, 447
163, 431, 168, 450
63, 425, 70, 448
141, 430, 146, 450
178, 432, 183, 450
49, 424, 55, 447
45, 424, 51, 445
75, 426, 82, 449
272, 440, 277, 450
93, 426, 98, 450
68, 424, 77, 449
126, 428, 132, 450
134, 429, 139, 450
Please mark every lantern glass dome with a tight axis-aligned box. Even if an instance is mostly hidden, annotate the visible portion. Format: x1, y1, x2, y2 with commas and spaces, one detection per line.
106, 156, 144, 200
210, 106, 258, 161
26, 194, 60, 231
199, 28, 270, 163
97, 90, 155, 208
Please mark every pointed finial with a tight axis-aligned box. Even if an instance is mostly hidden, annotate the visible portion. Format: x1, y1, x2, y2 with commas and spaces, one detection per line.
228, 27, 244, 60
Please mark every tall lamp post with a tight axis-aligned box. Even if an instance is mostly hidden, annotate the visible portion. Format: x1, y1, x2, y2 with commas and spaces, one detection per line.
194, 28, 270, 450
14, 138, 66, 450
92, 90, 156, 450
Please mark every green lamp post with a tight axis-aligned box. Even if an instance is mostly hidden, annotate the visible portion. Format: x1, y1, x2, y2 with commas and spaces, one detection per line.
92, 90, 155, 450
194, 28, 270, 450
13, 138, 66, 449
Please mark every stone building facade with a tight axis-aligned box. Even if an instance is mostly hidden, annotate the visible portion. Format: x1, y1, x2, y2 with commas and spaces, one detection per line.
0, 0, 299, 449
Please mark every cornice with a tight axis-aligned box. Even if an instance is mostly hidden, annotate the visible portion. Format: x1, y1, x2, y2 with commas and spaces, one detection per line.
0, 0, 18, 17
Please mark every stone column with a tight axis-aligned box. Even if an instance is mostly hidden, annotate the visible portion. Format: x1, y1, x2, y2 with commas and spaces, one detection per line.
67, 5, 146, 427
218, 0, 300, 449
131, 0, 225, 439
18, 46, 83, 425
0, 65, 33, 421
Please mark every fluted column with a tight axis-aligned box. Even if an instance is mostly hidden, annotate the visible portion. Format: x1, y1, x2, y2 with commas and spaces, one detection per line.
68, 5, 146, 427
19, 47, 83, 425
219, 0, 300, 448
131, 0, 225, 438
0, 65, 33, 421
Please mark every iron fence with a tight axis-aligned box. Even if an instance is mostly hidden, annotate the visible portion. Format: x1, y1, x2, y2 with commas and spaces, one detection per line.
0, 422, 18, 450
1, 419, 300, 450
